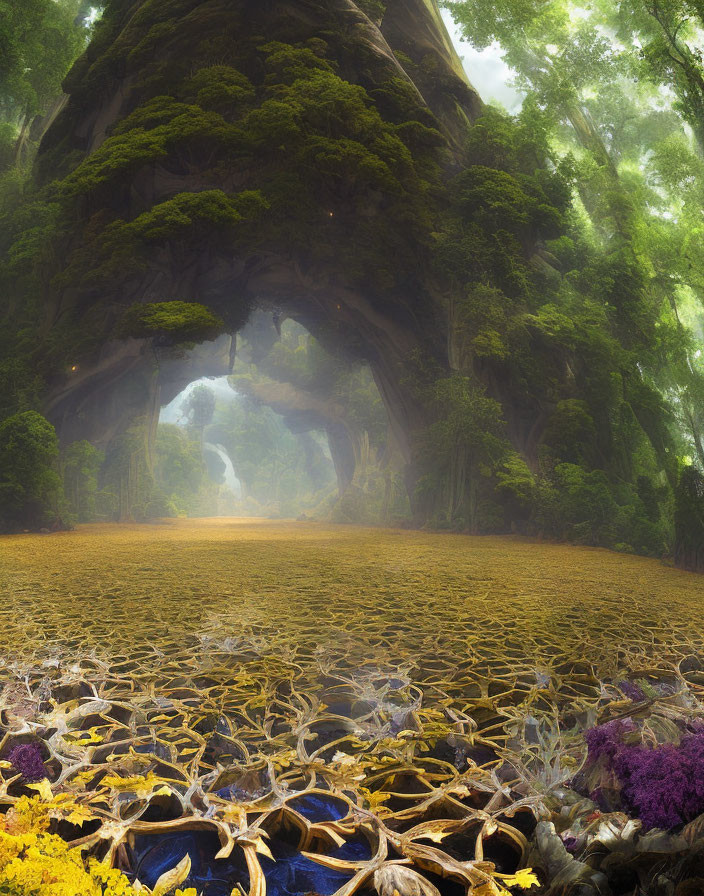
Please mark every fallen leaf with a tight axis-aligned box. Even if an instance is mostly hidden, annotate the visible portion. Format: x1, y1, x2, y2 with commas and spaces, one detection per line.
28, 779, 53, 801
499, 868, 540, 889
152, 853, 192, 896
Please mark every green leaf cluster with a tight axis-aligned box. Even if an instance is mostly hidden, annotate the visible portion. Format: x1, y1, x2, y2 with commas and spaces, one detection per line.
0, 411, 63, 531
117, 301, 225, 346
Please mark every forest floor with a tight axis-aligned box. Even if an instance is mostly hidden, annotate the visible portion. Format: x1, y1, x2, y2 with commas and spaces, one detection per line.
0, 518, 701, 672
1, 519, 704, 894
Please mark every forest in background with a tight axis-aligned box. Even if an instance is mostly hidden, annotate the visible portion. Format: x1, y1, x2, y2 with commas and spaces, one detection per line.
0, 0, 703, 568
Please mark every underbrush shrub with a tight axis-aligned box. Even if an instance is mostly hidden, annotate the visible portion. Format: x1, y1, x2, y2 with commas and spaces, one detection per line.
582, 719, 704, 830
134, 490, 178, 521
531, 461, 669, 555
0, 411, 65, 532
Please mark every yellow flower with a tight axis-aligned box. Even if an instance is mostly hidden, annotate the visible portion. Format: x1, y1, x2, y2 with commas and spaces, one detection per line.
0, 799, 143, 896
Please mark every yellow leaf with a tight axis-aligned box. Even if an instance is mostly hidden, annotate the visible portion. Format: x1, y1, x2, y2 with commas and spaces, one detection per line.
359, 787, 391, 809
63, 727, 104, 746
152, 853, 191, 896
102, 773, 168, 797
43, 794, 98, 828
499, 868, 540, 890
273, 749, 297, 769
27, 779, 53, 802
64, 805, 99, 827
418, 830, 449, 843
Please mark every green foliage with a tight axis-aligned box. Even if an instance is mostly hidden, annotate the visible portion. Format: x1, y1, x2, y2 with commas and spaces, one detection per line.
532, 461, 670, 554
45, 33, 441, 307
453, 284, 512, 364
181, 384, 216, 430
117, 301, 225, 346
436, 109, 572, 326
443, 0, 704, 390
0, 411, 63, 531
118, 190, 268, 242
637, 474, 661, 524
60, 102, 241, 196
424, 60, 689, 551
454, 165, 563, 241
495, 453, 536, 516
150, 423, 218, 518
61, 190, 268, 296
551, 463, 619, 544
3, 199, 60, 276
99, 416, 153, 522
261, 42, 336, 84
674, 466, 704, 572
61, 440, 103, 523
0, 0, 87, 127
183, 66, 255, 112
415, 373, 508, 531
543, 399, 597, 465
137, 490, 178, 520
0, 357, 43, 419
598, 0, 704, 152
356, 0, 387, 21
0, 0, 92, 185
0, 122, 15, 170
154, 424, 203, 502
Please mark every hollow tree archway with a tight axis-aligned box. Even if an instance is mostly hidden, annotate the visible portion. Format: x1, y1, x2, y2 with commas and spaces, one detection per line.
36, 0, 484, 522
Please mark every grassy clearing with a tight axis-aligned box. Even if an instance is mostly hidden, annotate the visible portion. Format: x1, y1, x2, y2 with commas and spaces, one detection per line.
0, 518, 701, 675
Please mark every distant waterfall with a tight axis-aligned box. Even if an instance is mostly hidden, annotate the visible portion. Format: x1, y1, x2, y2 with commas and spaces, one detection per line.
205, 443, 242, 496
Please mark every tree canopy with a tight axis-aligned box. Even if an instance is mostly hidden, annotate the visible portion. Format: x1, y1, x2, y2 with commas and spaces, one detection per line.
0, 0, 91, 168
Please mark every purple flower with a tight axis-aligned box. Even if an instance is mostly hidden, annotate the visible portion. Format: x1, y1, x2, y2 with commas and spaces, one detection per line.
584, 719, 636, 762
7, 743, 46, 782
561, 835, 579, 853
613, 733, 704, 830
618, 680, 646, 702
583, 723, 704, 831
